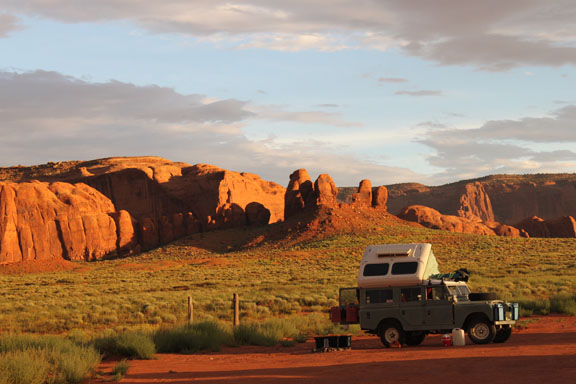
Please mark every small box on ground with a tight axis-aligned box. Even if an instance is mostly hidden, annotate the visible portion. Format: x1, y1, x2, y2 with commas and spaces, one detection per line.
314, 335, 352, 352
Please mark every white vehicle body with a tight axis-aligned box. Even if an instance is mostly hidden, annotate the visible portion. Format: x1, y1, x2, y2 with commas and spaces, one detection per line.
357, 243, 440, 288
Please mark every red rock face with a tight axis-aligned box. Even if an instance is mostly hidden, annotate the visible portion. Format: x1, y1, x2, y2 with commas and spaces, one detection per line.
398, 205, 497, 236
0, 181, 128, 264
245, 202, 271, 226
516, 215, 576, 238
387, 177, 576, 225
314, 174, 338, 208
372, 186, 388, 210
0, 157, 286, 256
458, 182, 495, 222
352, 180, 372, 207
285, 169, 315, 218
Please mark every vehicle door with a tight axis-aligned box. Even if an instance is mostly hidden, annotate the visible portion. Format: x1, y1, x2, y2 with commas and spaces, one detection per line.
424, 286, 454, 328
399, 287, 425, 327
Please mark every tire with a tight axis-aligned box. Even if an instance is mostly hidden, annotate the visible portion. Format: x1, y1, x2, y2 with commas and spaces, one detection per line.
379, 321, 405, 348
405, 331, 426, 346
467, 317, 496, 344
469, 292, 498, 301
493, 326, 512, 343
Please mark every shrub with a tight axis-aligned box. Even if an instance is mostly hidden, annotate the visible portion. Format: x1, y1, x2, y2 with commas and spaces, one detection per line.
153, 321, 232, 353
93, 332, 155, 359
549, 294, 576, 315
112, 359, 130, 381
0, 335, 101, 384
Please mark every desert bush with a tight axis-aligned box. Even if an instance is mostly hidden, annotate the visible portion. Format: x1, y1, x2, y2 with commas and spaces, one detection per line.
549, 294, 576, 315
153, 321, 232, 353
93, 332, 155, 359
112, 359, 130, 381
0, 335, 100, 384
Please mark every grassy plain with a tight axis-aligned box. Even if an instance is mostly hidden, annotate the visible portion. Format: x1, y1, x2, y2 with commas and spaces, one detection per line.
1, 211, 575, 337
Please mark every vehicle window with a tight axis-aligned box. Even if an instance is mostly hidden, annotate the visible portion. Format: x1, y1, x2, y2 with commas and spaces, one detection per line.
363, 263, 389, 276
339, 288, 359, 306
365, 289, 393, 304
426, 286, 447, 301
400, 288, 422, 302
391, 262, 418, 275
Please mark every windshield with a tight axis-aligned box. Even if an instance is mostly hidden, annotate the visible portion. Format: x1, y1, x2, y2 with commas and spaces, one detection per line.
447, 285, 470, 301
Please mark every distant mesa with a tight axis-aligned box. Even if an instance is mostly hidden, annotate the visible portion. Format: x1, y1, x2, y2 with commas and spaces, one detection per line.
1, 157, 575, 266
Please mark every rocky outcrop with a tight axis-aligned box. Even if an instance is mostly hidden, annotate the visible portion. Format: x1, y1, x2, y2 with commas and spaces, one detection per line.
1, 157, 286, 246
398, 205, 496, 235
0, 181, 135, 264
245, 202, 271, 226
352, 180, 372, 207
372, 186, 388, 210
458, 182, 495, 222
387, 175, 576, 225
285, 169, 316, 218
314, 174, 338, 208
516, 215, 576, 238
397, 205, 525, 237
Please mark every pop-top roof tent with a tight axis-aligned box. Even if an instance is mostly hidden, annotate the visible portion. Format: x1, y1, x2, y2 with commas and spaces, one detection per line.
357, 243, 440, 288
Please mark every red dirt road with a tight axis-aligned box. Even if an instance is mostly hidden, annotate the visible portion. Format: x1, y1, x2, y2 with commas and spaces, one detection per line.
102, 316, 576, 384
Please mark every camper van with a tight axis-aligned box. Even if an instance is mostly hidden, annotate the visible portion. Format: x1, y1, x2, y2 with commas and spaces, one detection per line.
332, 243, 519, 347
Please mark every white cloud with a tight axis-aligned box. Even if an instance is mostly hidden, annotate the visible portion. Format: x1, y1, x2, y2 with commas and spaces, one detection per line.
0, 13, 20, 36
0, 69, 418, 185
1, 1, 576, 69
420, 105, 576, 182
395, 90, 443, 97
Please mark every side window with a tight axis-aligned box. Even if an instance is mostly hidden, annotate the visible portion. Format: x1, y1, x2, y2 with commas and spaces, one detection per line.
391, 262, 418, 275
400, 288, 422, 302
363, 263, 389, 276
426, 286, 448, 301
365, 289, 394, 304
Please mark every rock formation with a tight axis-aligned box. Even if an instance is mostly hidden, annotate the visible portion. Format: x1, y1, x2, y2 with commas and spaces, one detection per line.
352, 179, 373, 207
245, 202, 271, 226
314, 174, 338, 208
285, 169, 315, 218
0, 181, 137, 264
397, 205, 523, 237
516, 215, 576, 238
387, 175, 576, 225
372, 186, 388, 210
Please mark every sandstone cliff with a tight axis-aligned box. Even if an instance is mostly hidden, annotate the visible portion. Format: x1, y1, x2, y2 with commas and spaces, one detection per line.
387, 174, 576, 225
0, 181, 136, 264
0, 157, 286, 261
397, 205, 523, 237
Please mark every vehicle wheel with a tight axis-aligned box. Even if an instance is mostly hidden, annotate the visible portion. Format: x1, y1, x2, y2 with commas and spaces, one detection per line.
405, 331, 426, 346
493, 326, 512, 343
469, 292, 498, 301
467, 317, 496, 344
379, 321, 405, 348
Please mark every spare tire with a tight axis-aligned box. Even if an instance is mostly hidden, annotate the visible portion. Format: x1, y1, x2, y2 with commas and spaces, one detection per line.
469, 292, 498, 301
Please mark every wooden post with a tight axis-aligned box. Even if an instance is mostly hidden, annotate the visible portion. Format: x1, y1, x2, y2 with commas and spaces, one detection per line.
233, 293, 240, 326
187, 296, 193, 324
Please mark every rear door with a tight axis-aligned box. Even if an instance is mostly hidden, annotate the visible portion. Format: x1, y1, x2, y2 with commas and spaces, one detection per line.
424, 286, 454, 327
399, 287, 425, 327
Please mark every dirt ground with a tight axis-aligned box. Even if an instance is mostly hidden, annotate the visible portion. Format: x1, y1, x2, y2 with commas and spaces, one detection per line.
93, 316, 576, 384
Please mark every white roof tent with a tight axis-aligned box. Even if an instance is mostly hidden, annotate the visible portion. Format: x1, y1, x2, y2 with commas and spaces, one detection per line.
357, 243, 440, 288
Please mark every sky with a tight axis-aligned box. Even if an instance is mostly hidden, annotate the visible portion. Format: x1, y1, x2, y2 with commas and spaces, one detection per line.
1, 1, 575, 187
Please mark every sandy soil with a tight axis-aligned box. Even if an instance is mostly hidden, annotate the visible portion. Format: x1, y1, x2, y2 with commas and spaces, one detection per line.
94, 315, 576, 384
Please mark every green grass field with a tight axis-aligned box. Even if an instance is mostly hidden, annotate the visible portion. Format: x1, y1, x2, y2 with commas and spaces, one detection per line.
1, 218, 574, 336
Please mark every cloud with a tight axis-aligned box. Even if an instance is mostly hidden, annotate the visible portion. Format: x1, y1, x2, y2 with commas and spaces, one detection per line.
0, 13, 21, 37
395, 90, 443, 96
1, 1, 576, 69
419, 105, 576, 182
378, 77, 408, 83
0, 69, 418, 185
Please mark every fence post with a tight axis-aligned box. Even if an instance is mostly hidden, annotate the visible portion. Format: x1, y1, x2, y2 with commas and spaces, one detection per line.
233, 293, 240, 326
188, 296, 193, 324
